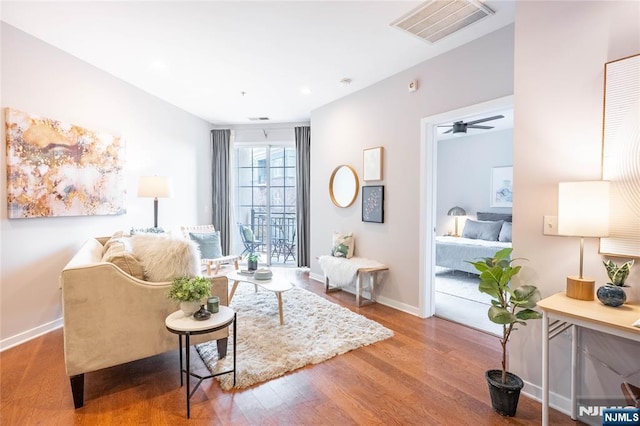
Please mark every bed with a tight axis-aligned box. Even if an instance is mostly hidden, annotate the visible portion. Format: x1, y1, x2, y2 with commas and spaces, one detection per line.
436, 212, 512, 275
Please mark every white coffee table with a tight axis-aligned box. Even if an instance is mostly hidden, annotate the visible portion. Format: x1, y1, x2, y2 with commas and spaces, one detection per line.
226, 270, 293, 325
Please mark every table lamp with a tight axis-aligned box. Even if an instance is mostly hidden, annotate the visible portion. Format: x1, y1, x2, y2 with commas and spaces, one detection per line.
138, 176, 172, 228
447, 206, 466, 237
557, 181, 610, 300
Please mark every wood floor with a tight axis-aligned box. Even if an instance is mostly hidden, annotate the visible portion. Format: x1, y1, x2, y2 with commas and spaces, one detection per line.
0, 268, 576, 425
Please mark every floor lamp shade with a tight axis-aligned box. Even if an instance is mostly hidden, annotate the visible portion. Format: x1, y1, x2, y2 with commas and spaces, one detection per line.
557, 181, 610, 300
138, 176, 172, 228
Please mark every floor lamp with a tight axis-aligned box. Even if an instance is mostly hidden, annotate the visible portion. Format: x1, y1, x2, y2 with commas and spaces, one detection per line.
138, 176, 172, 229
447, 206, 466, 237
557, 181, 610, 300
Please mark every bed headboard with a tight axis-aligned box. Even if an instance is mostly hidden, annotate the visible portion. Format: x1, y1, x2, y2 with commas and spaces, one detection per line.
476, 212, 512, 222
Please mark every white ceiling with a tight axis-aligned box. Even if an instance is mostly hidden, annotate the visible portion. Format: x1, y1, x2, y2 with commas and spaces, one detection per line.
1, 1, 516, 125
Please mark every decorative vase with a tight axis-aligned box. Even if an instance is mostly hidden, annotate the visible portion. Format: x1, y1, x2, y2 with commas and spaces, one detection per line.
596, 284, 627, 307
179, 301, 201, 316
193, 305, 211, 321
485, 370, 524, 417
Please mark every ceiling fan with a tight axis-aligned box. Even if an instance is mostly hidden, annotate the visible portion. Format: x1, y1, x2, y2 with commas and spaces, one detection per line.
439, 115, 504, 134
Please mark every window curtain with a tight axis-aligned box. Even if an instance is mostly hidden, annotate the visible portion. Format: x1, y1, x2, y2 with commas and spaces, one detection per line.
295, 126, 311, 267
211, 129, 231, 254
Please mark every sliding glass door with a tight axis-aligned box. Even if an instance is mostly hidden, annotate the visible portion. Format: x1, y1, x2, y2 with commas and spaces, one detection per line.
234, 145, 296, 266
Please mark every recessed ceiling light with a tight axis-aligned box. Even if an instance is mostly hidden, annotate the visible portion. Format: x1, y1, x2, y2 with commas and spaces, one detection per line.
300, 87, 312, 95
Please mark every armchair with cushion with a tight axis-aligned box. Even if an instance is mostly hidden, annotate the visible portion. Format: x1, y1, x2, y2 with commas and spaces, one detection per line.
181, 225, 241, 274
60, 233, 229, 409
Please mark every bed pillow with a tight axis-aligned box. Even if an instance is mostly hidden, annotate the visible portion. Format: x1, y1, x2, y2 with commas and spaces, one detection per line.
189, 231, 223, 259
331, 232, 355, 259
498, 221, 512, 242
477, 212, 512, 223
461, 219, 504, 241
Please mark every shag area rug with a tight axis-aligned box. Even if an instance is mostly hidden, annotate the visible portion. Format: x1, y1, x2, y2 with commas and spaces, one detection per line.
196, 284, 393, 390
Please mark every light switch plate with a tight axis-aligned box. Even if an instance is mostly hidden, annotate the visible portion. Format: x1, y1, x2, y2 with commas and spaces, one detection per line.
543, 215, 558, 235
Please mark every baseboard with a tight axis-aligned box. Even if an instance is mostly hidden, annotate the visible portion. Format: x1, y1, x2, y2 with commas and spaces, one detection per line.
0, 318, 63, 352
522, 379, 572, 417
309, 272, 421, 316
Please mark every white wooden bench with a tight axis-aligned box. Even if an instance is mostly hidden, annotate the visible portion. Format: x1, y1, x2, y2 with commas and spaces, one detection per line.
318, 256, 388, 306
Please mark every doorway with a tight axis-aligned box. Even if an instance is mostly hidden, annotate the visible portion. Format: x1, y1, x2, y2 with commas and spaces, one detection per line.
418, 95, 514, 330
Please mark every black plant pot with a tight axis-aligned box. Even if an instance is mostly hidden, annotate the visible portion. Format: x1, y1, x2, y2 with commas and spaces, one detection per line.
485, 370, 524, 417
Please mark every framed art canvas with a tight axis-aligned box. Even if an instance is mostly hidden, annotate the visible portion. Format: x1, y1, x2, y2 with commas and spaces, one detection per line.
490, 166, 513, 207
599, 53, 640, 258
363, 146, 383, 181
362, 185, 384, 223
5, 107, 126, 218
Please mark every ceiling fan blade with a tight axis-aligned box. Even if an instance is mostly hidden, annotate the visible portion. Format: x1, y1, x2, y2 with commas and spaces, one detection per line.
443, 129, 453, 134
437, 125, 453, 128
465, 115, 504, 126
467, 125, 494, 129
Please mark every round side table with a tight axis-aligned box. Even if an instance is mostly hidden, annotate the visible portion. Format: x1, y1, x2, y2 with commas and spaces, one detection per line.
165, 306, 236, 418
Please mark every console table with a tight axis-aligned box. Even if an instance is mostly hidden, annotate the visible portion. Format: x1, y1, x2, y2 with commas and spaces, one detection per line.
165, 307, 236, 418
538, 292, 640, 426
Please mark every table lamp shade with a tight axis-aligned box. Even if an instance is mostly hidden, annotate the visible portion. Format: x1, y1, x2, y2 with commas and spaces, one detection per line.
557, 181, 610, 237
557, 180, 610, 300
137, 176, 172, 198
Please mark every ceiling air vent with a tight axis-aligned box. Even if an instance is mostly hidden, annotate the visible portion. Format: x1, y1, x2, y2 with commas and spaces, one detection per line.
248, 117, 270, 121
391, 0, 494, 44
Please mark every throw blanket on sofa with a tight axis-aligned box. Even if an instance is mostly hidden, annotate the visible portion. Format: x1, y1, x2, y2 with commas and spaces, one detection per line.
319, 256, 386, 286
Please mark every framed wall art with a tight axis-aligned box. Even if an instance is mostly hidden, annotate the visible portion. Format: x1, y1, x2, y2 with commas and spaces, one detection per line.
362, 185, 384, 223
599, 53, 640, 258
5, 107, 126, 218
490, 166, 513, 207
363, 146, 383, 181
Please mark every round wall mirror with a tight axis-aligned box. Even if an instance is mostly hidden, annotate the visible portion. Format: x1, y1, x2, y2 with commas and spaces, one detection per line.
329, 165, 359, 208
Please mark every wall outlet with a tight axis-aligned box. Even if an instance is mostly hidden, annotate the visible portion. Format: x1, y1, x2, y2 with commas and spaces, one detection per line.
543, 215, 558, 235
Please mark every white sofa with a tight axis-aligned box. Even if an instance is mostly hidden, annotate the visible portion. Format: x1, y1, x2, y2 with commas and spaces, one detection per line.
60, 235, 229, 408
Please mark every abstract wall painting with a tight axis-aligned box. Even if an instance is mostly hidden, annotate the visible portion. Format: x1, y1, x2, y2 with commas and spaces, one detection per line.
5, 108, 126, 218
599, 54, 640, 258
362, 185, 384, 223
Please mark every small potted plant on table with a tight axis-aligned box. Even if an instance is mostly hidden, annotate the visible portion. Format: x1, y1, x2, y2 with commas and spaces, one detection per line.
467, 248, 542, 417
168, 276, 211, 316
247, 252, 259, 271
598, 259, 634, 307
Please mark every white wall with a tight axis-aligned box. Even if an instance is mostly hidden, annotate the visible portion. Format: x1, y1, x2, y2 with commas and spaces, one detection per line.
436, 129, 513, 235
512, 0, 640, 417
310, 25, 515, 313
0, 23, 214, 348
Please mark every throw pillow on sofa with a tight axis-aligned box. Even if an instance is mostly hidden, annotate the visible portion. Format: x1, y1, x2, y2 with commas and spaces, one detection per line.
101, 237, 145, 280
130, 234, 200, 282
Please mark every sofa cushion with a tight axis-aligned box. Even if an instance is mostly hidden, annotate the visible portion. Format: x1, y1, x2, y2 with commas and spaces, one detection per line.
101, 237, 145, 280
130, 234, 200, 282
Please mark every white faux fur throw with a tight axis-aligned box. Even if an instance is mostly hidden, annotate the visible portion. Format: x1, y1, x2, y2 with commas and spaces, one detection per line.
318, 256, 386, 286
130, 234, 200, 282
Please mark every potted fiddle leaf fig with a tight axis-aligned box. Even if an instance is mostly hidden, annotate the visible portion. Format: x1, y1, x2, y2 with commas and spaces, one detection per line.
597, 259, 634, 307
467, 248, 542, 417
